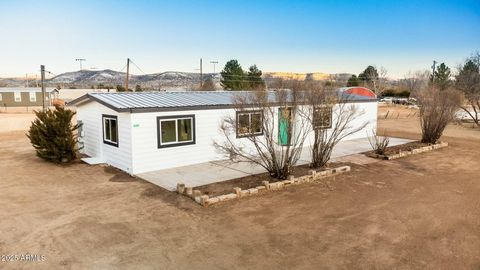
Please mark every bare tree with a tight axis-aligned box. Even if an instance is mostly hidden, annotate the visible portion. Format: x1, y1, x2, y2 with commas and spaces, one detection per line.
402, 70, 430, 97
297, 81, 369, 168
308, 91, 369, 167
214, 81, 311, 179
215, 78, 372, 177
359, 65, 388, 94
455, 53, 480, 126
199, 78, 216, 91
376, 66, 389, 94
417, 87, 461, 143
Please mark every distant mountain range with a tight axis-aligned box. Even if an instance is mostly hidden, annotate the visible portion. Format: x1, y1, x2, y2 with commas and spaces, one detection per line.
47, 70, 221, 90
0, 70, 353, 89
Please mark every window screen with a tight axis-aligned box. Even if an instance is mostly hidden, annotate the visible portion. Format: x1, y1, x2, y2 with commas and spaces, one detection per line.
236, 111, 263, 137
161, 120, 176, 143
313, 106, 332, 129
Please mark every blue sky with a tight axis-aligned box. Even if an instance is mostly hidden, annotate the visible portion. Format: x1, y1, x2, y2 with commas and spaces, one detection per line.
0, 0, 479, 78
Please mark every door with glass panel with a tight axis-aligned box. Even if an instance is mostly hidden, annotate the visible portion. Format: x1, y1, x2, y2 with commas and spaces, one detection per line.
278, 108, 292, 146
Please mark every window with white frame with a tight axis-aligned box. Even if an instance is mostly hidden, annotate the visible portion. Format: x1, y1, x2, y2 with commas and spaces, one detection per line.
0, 93, 2, 101
157, 115, 195, 148
29, 92, 36, 102
236, 111, 263, 137
102, 115, 118, 147
14, 92, 21, 102
313, 106, 333, 129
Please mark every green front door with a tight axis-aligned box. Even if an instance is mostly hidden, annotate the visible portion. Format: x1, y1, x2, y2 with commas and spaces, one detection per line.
279, 108, 291, 146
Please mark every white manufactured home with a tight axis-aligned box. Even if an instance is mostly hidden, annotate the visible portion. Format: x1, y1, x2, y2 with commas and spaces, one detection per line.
69, 87, 377, 175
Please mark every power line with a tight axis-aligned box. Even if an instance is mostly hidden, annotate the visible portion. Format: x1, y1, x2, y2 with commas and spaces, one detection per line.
210, 61, 219, 73
219, 79, 268, 82
118, 63, 128, 73
75, 58, 86, 70
129, 59, 147, 75
126, 58, 130, 91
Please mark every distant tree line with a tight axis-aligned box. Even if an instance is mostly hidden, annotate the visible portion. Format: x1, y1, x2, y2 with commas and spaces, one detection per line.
115, 84, 143, 92
220, 60, 266, 91
346, 65, 388, 94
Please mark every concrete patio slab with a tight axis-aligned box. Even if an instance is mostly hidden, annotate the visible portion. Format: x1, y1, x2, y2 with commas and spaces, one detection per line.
82, 157, 105, 165
136, 137, 413, 191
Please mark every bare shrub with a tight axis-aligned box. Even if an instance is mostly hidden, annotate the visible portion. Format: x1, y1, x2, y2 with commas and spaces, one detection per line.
214, 84, 310, 179
367, 129, 390, 155
310, 100, 368, 167
199, 78, 216, 91
417, 88, 461, 143
300, 82, 370, 168
215, 79, 372, 177
402, 70, 430, 98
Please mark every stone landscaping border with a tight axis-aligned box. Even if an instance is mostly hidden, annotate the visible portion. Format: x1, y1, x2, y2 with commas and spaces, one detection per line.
176, 165, 351, 206
367, 141, 448, 160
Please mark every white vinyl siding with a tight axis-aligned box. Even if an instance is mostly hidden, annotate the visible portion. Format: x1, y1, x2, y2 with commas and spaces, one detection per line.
76, 100, 377, 175
130, 103, 377, 174
131, 110, 232, 174
76, 102, 133, 173
14, 92, 21, 102
29, 92, 36, 102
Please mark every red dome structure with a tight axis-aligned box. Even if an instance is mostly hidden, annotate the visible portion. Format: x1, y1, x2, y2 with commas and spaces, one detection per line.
336, 87, 377, 100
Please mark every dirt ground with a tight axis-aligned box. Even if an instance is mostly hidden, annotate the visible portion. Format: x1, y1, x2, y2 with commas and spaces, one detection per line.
0, 112, 35, 133
378, 103, 419, 120
1, 108, 480, 269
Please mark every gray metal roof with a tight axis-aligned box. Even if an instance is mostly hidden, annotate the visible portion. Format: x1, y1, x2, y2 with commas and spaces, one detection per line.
68, 90, 376, 113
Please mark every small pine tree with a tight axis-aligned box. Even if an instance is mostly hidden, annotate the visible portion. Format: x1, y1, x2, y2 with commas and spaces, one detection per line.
116, 85, 126, 92
27, 106, 82, 163
135, 84, 143, 92
456, 59, 480, 126
358, 66, 378, 83
431, 63, 451, 90
220, 60, 246, 90
247, 65, 266, 90
347, 75, 360, 86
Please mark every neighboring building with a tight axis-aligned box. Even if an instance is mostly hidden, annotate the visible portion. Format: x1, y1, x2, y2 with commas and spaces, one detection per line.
0, 87, 58, 108
69, 88, 377, 175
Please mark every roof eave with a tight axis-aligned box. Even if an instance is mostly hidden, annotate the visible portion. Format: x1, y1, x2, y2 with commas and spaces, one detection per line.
67, 92, 377, 114
67, 93, 122, 112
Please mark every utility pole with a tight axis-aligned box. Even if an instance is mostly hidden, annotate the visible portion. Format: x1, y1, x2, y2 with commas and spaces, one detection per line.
125, 58, 130, 91
210, 61, 218, 73
40, 65, 46, 112
200, 58, 203, 88
431, 60, 437, 90
75, 58, 86, 70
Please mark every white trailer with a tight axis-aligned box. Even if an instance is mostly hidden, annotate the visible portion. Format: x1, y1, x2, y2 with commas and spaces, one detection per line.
69, 88, 378, 175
